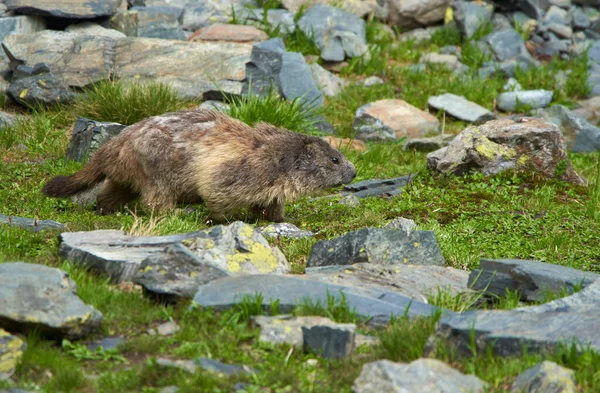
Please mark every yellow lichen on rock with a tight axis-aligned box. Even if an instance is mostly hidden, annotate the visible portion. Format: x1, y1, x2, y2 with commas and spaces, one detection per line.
474, 136, 516, 160
226, 239, 281, 274
0, 329, 25, 375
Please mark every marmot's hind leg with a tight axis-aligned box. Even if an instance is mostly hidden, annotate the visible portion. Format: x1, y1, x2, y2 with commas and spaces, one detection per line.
139, 186, 177, 214
250, 200, 285, 223
96, 180, 138, 215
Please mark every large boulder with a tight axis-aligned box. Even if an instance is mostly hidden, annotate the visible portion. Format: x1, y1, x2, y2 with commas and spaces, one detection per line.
7, 63, 75, 108
387, 0, 451, 30
5, 0, 118, 19
426, 119, 586, 185
109, 6, 186, 40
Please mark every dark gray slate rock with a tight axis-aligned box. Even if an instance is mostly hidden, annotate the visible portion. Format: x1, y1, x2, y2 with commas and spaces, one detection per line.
0, 262, 103, 339
302, 323, 356, 359
5, 0, 117, 19
353, 358, 487, 393
192, 274, 446, 326
110, 6, 186, 40
497, 90, 554, 111
297, 4, 368, 62
532, 104, 600, 152
484, 29, 530, 61
433, 280, 600, 358
510, 361, 576, 393
571, 7, 591, 30
133, 243, 229, 300
469, 258, 600, 302
197, 357, 252, 376
8, 63, 75, 108
255, 223, 314, 239
306, 227, 445, 268
0, 213, 64, 232
341, 175, 414, 198
428, 93, 496, 124
452, 1, 493, 39
65, 117, 127, 162
403, 134, 455, 152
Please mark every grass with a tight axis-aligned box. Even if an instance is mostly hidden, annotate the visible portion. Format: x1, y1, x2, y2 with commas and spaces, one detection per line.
0, 16, 599, 393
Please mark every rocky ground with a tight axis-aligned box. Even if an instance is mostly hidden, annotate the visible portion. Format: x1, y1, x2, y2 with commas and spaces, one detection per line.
0, 0, 600, 392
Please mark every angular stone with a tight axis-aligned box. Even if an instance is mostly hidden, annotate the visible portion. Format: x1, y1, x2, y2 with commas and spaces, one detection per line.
485, 29, 530, 61
302, 323, 356, 359
426, 119, 585, 185
0, 329, 25, 379
341, 175, 414, 198
0, 214, 64, 232
420, 53, 468, 73
188, 23, 268, 43
66, 117, 127, 162
384, 217, 417, 232
548, 23, 573, 38
571, 7, 591, 30
309, 63, 347, 97
65, 21, 127, 38
387, 0, 451, 30
503, 77, 523, 91
428, 93, 496, 124
353, 99, 440, 141
237, 8, 297, 35
110, 6, 186, 40
0, 15, 46, 77
469, 258, 600, 302
533, 104, 600, 152
148, 321, 180, 336
511, 361, 576, 393
5, 0, 117, 19
306, 227, 445, 268
297, 4, 368, 62
60, 221, 289, 283
353, 358, 487, 393
0, 262, 103, 339
197, 357, 253, 376
572, 96, 600, 123
339, 195, 361, 207
497, 90, 554, 111
255, 223, 314, 239
403, 134, 455, 152
8, 63, 75, 108
544, 5, 569, 24
362, 76, 384, 86
452, 1, 494, 39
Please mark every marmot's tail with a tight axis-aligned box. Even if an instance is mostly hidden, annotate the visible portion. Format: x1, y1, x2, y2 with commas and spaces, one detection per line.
42, 154, 107, 198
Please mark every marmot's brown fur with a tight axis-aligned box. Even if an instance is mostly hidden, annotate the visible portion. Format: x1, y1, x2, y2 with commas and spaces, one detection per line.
42, 109, 357, 222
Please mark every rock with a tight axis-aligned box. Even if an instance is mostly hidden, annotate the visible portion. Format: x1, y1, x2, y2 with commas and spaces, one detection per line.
352, 358, 487, 393
309, 63, 347, 97
297, 4, 368, 62
155, 358, 198, 373
428, 93, 496, 124
188, 23, 268, 43
133, 243, 229, 300
547, 23, 573, 38
420, 53, 468, 73
468, 258, 600, 303
8, 63, 75, 108
0, 15, 46, 77
306, 227, 445, 268
243, 38, 324, 107
496, 90, 554, 111
387, 0, 451, 30
511, 361, 576, 393
197, 358, 253, 376
533, 104, 600, 152
65, 22, 126, 38
384, 217, 417, 233
0, 111, 17, 128
197, 100, 230, 113
503, 77, 523, 91
86, 337, 124, 351
0, 262, 103, 339
338, 175, 414, 199
60, 221, 289, 283
0, 213, 64, 232
398, 27, 433, 43
484, 29, 531, 62
303, 323, 356, 359
160, 387, 179, 393
362, 76, 384, 86
452, 1, 494, 39
281, 0, 388, 19
255, 223, 314, 239
5, 0, 117, 19
572, 96, 600, 122
353, 99, 440, 141
237, 8, 297, 35
434, 279, 600, 357
321, 136, 368, 153
544, 5, 569, 24
110, 6, 186, 40
0, 329, 25, 379
339, 195, 361, 207
571, 7, 591, 30
65, 118, 127, 162
148, 321, 180, 336
403, 134, 455, 152
192, 274, 446, 326
426, 119, 585, 185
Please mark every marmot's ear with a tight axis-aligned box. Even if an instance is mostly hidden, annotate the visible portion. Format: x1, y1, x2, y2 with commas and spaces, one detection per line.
304, 142, 320, 155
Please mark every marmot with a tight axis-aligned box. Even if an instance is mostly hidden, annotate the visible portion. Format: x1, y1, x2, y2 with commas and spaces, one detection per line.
42, 109, 357, 222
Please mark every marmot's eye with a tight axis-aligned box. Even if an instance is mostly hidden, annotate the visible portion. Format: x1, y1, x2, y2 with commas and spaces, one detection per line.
331, 157, 339, 164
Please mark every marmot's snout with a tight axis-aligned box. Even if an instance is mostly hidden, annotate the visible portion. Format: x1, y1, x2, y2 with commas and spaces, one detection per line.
342, 161, 357, 185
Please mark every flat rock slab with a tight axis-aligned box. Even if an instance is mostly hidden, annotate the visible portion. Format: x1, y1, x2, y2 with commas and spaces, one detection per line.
255, 223, 314, 239
341, 175, 414, 198
511, 361, 576, 393
434, 280, 600, 358
189, 23, 268, 43
5, 0, 117, 19
469, 258, 600, 302
497, 90, 554, 112
60, 221, 289, 283
65, 117, 127, 162
0, 329, 25, 378
0, 262, 103, 339
110, 6, 185, 41
0, 214, 64, 232
352, 358, 487, 393
192, 274, 446, 327
428, 93, 496, 124
306, 228, 445, 268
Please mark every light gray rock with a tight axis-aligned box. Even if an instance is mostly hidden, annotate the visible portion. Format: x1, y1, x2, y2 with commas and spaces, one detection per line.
362, 76, 384, 86
5, 0, 117, 19
339, 194, 361, 207
0, 15, 46, 77
352, 358, 487, 393
420, 53, 468, 73
511, 361, 576, 393
8, 63, 75, 108
384, 217, 417, 233
544, 5, 569, 24
148, 321, 180, 336
65, 118, 127, 162
297, 4, 368, 62
197, 357, 253, 376
303, 323, 356, 359
571, 7, 591, 30
497, 90, 554, 111
110, 6, 186, 40
428, 93, 496, 124
0, 111, 17, 128
65, 22, 126, 38
452, 1, 493, 39
503, 77, 523, 91
0, 262, 103, 339
309, 63, 347, 97
86, 337, 124, 351
0, 214, 64, 232
387, 0, 451, 30
255, 223, 314, 239
533, 104, 600, 152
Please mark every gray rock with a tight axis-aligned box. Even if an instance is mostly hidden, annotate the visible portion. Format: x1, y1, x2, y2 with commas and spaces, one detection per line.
5, 0, 117, 19
352, 358, 487, 393
387, 0, 451, 30
197, 358, 253, 376
133, 243, 229, 300
547, 23, 573, 38
497, 90, 554, 111
0, 15, 46, 77
362, 76, 384, 86
384, 217, 417, 233
403, 134, 455, 152
484, 29, 530, 61
532, 104, 600, 152
452, 1, 493, 39
511, 361, 576, 393
426, 119, 585, 185
420, 53, 468, 73
428, 93, 496, 124
0, 214, 64, 232
0, 111, 17, 128
587, 40, 600, 63
65, 118, 127, 162
0, 328, 25, 379
571, 7, 591, 30
148, 321, 180, 336
86, 337, 124, 351
434, 279, 600, 358
65, 21, 127, 38
160, 387, 179, 393
297, 4, 368, 62
155, 358, 198, 374
303, 323, 356, 359
306, 227, 445, 268
110, 6, 186, 40
503, 77, 523, 91
341, 175, 414, 198
60, 221, 289, 283
309, 63, 347, 97
339, 194, 361, 207
281, 51, 325, 106
469, 258, 600, 302
0, 262, 103, 339
255, 223, 314, 239
493, 13, 513, 31
398, 27, 432, 43
8, 63, 75, 108
238, 8, 296, 35
543, 5, 569, 24
192, 274, 447, 327
197, 100, 230, 113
